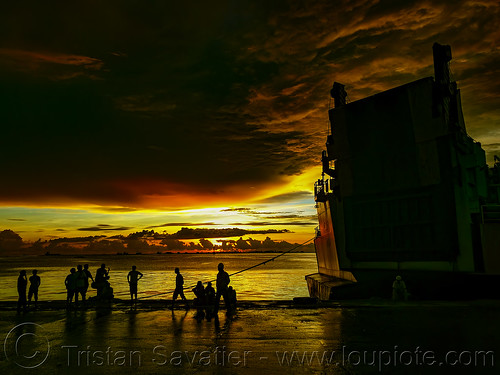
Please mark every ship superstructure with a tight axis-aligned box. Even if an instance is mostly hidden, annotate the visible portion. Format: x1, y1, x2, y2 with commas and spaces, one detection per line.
307, 43, 500, 299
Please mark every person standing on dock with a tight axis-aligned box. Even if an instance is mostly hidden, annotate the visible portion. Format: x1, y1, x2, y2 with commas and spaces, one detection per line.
95, 264, 110, 299
392, 275, 408, 301
17, 270, 27, 313
65, 268, 77, 308
75, 265, 87, 308
127, 265, 143, 303
172, 267, 188, 309
205, 281, 215, 320
27, 269, 41, 310
83, 264, 94, 297
227, 286, 237, 314
192, 281, 206, 319
214, 262, 230, 313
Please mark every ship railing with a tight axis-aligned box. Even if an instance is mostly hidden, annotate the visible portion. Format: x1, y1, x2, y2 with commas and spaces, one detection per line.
315, 179, 331, 203
315, 178, 338, 200
314, 179, 325, 197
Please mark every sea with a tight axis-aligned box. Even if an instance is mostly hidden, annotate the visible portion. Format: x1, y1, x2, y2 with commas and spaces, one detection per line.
0, 253, 317, 301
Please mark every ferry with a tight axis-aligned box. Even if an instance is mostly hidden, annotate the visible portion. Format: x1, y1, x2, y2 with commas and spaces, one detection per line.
307, 43, 500, 300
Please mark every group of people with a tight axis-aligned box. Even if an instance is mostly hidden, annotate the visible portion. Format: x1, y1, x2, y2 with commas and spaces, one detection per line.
176, 263, 237, 319
166, 263, 237, 318
17, 262, 237, 315
64, 263, 114, 308
16, 269, 41, 312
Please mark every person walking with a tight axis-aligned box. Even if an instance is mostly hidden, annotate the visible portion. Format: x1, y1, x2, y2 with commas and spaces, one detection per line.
172, 267, 188, 309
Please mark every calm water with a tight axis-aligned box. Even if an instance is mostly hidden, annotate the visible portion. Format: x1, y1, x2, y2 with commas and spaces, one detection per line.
0, 253, 317, 301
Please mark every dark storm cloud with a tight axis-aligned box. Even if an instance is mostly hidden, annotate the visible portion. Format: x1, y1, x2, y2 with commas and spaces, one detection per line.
147, 222, 216, 229
267, 214, 317, 220
165, 227, 290, 240
230, 221, 315, 226
78, 224, 132, 232
219, 208, 280, 215
242, 0, 500, 141
220, 208, 252, 213
219, 208, 315, 220
50, 235, 106, 244
258, 191, 313, 204
8, 218, 26, 222
145, 214, 316, 230
0, 0, 499, 206
0, 48, 103, 80
96, 207, 140, 213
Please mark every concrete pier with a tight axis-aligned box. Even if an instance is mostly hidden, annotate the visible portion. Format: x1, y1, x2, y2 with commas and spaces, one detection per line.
1, 299, 499, 374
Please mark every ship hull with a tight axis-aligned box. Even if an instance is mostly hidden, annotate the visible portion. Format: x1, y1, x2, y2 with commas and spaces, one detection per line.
308, 43, 500, 300
307, 269, 500, 300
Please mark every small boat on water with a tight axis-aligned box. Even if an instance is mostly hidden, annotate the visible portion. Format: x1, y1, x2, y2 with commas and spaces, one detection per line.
307, 43, 500, 300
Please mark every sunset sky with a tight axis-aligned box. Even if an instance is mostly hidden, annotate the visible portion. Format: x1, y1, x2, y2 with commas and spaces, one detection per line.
0, 1, 499, 243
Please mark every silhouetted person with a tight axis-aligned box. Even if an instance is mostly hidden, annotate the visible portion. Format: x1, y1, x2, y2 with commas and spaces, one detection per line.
17, 270, 27, 313
205, 281, 215, 302
214, 263, 230, 313
205, 281, 215, 320
192, 281, 206, 303
392, 275, 408, 301
227, 286, 237, 314
192, 281, 206, 319
95, 263, 109, 283
27, 269, 41, 309
75, 265, 87, 308
172, 267, 187, 309
65, 268, 77, 308
127, 265, 143, 303
83, 264, 94, 295
95, 264, 110, 299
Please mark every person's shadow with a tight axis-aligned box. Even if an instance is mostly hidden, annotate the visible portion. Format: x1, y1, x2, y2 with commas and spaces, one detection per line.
172, 308, 188, 336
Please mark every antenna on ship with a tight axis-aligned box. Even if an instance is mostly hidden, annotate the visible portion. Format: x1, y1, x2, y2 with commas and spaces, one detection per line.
330, 82, 347, 107
327, 82, 349, 136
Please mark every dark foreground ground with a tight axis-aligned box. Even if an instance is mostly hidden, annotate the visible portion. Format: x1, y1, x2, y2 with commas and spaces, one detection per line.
1, 299, 499, 374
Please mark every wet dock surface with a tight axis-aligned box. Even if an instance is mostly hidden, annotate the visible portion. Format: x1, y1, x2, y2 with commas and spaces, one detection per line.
1, 299, 499, 374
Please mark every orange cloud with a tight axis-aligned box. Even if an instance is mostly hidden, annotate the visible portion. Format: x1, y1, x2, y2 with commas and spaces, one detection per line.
0, 48, 103, 79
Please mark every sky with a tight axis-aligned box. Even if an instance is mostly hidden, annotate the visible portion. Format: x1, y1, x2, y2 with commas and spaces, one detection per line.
0, 0, 499, 243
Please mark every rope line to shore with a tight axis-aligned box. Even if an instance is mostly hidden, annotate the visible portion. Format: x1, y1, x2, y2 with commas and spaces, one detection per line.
135, 236, 315, 300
